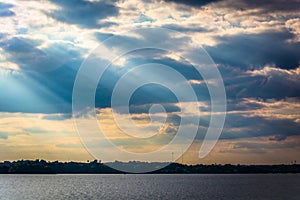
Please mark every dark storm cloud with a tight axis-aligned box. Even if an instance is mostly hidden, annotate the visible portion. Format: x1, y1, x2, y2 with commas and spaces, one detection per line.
221, 114, 300, 140
225, 99, 300, 139
218, 65, 300, 99
194, 108, 300, 141
0, 36, 83, 76
163, 0, 221, 7
223, 0, 300, 12
0, 37, 65, 72
205, 31, 300, 70
48, 0, 119, 28
0, 2, 15, 17
165, 0, 300, 13
1, 35, 298, 116
93, 29, 299, 108
241, 70, 300, 99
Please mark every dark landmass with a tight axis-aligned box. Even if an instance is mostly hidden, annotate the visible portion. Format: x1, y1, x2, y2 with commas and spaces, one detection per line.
0, 160, 299, 174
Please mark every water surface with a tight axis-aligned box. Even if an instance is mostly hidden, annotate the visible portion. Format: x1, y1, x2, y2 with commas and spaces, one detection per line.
0, 174, 299, 199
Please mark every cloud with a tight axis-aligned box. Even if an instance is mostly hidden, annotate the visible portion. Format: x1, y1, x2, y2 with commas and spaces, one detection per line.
41, 113, 72, 121
0, 37, 63, 72
222, 0, 300, 13
241, 66, 300, 98
163, 0, 221, 7
94, 96, 300, 144
269, 135, 287, 141
286, 18, 300, 42
221, 114, 300, 140
215, 65, 300, 100
217, 98, 300, 140
212, 135, 300, 164
168, 0, 300, 13
206, 31, 300, 70
0, 37, 85, 73
232, 139, 300, 152
161, 24, 210, 33
48, 0, 119, 28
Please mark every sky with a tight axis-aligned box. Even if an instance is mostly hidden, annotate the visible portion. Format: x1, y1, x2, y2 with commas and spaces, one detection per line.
0, 0, 299, 164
